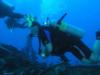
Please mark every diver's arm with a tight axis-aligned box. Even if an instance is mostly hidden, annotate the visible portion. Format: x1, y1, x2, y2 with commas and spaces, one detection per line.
39, 28, 51, 44
39, 28, 53, 57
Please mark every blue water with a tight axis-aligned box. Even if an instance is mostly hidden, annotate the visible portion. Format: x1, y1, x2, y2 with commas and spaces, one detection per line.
0, 0, 100, 65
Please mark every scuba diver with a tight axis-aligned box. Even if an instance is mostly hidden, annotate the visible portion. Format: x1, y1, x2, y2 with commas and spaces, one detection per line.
39, 15, 93, 63
25, 13, 93, 64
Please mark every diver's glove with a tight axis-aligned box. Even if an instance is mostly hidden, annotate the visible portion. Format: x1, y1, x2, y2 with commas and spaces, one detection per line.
24, 15, 37, 28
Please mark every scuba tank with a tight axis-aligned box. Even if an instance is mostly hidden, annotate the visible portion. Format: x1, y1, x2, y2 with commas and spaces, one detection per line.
56, 13, 85, 39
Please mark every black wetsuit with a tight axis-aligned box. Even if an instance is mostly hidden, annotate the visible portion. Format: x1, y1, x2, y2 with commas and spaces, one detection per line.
29, 22, 49, 45
41, 26, 92, 61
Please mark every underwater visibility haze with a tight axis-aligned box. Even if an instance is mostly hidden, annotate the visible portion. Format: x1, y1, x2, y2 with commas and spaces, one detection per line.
0, 0, 100, 74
